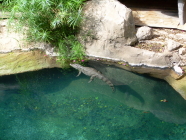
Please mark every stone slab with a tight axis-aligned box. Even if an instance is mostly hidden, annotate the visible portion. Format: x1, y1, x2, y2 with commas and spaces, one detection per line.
86, 45, 171, 68
132, 8, 186, 30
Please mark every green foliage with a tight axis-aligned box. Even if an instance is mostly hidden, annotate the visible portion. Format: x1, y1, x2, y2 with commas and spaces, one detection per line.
2, 0, 86, 66
57, 35, 85, 67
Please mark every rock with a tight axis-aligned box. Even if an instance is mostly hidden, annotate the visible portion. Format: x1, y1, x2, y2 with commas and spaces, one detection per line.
163, 51, 173, 57
171, 53, 181, 64
79, 0, 137, 56
179, 48, 186, 55
43, 44, 59, 57
0, 20, 24, 53
176, 33, 186, 41
165, 75, 186, 100
136, 26, 153, 41
172, 62, 184, 76
0, 51, 60, 76
166, 39, 181, 51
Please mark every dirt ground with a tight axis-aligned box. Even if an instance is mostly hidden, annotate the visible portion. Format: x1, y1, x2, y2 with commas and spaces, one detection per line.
134, 27, 186, 53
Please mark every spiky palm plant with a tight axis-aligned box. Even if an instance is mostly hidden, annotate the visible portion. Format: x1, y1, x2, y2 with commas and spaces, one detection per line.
2, 0, 86, 66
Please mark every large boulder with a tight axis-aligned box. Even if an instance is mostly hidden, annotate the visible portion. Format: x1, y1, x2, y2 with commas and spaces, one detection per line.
79, 0, 137, 56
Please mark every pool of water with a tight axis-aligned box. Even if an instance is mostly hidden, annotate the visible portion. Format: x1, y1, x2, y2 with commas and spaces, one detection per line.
1, 62, 186, 140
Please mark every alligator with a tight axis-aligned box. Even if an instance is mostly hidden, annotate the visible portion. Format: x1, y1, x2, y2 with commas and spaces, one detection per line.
70, 64, 115, 92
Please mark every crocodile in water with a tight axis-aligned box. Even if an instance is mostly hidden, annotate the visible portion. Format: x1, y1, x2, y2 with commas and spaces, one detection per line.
70, 64, 115, 92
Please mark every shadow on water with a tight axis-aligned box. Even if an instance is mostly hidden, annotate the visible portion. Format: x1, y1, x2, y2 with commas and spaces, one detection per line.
148, 79, 186, 124
109, 77, 145, 106
15, 68, 74, 94
0, 75, 20, 102
88, 61, 186, 124
116, 84, 145, 106
0, 68, 75, 118
0, 68, 73, 100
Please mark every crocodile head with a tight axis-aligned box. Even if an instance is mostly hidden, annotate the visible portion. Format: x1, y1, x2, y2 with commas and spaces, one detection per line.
70, 63, 81, 69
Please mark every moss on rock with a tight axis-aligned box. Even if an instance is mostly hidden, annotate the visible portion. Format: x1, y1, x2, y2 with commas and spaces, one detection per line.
0, 50, 60, 76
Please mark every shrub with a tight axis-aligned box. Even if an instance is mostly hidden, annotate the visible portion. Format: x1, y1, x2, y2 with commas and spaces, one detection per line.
2, 0, 86, 66
57, 35, 85, 66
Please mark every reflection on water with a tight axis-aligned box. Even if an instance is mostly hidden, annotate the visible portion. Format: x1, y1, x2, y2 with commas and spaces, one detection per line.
0, 63, 186, 139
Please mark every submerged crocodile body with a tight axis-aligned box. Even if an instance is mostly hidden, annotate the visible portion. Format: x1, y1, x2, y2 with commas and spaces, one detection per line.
70, 64, 115, 91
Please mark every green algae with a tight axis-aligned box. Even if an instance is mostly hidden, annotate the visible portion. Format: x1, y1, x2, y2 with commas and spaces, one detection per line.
0, 50, 60, 76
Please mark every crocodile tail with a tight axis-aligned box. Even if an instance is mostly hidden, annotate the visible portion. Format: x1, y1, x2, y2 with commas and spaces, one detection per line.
102, 77, 115, 92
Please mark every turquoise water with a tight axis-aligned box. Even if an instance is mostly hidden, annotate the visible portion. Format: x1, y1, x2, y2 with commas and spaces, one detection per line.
1, 62, 186, 140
